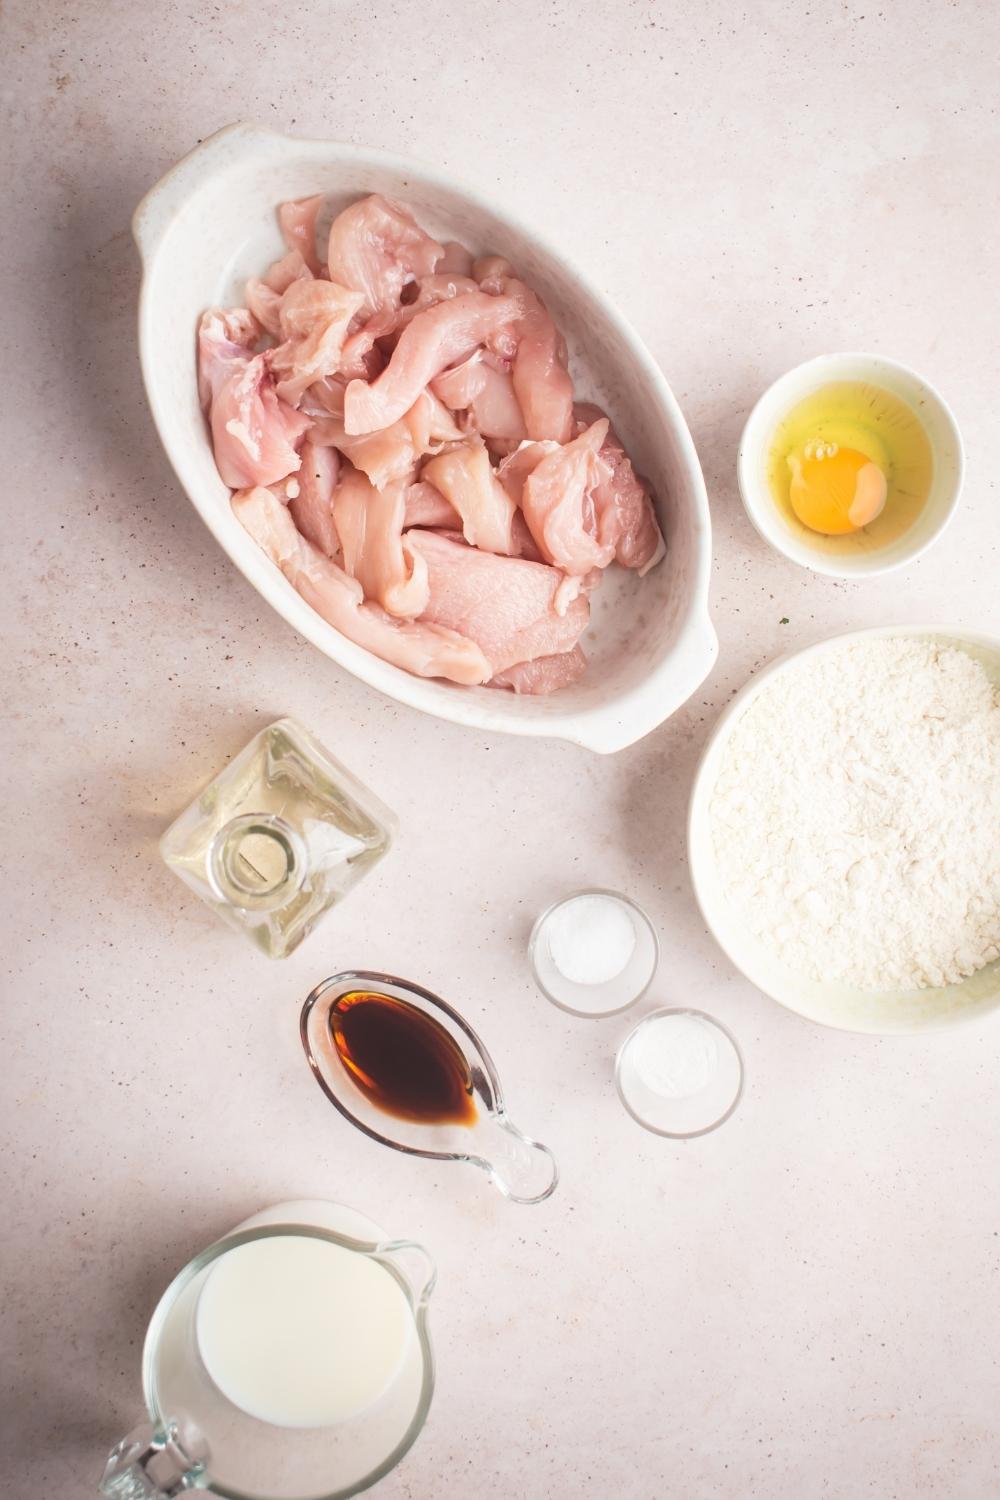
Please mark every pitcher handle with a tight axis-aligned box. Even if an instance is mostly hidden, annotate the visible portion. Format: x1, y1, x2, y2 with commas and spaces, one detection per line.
374, 1238, 437, 1307
99, 1420, 208, 1498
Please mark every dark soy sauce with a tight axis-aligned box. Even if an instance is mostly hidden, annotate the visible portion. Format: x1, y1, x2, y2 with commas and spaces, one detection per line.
329, 991, 477, 1127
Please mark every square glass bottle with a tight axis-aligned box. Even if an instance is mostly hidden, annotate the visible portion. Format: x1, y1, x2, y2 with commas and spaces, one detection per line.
160, 718, 396, 958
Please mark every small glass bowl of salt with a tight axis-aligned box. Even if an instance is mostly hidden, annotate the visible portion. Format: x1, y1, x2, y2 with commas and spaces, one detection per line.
615, 1008, 743, 1137
529, 889, 659, 1018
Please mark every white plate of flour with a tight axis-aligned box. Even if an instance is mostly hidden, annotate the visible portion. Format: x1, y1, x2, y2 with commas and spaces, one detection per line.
688, 626, 1000, 1034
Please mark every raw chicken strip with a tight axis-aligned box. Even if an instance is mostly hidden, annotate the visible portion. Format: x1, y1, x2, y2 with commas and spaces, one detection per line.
412, 388, 465, 444
339, 308, 393, 381
510, 511, 546, 563
210, 357, 309, 488
327, 194, 443, 321
296, 374, 345, 443
279, 195, 324, 276
438, 241, 475, 276
432, 352, 527, 444
271, 281, 364, 406
406, 529, 590, 674
320, 408, 421, 488
468, 363, 526, 443
232, 487, 489, 684
496, 439, 561, 505
308, 387, 460, 490
552, 565, 603, 618
300, 372, 344, 414
395, 273, 480, 330
485, 437, 523, 462
474, 255, 516, 291
520, 420, 615, 575
244, 282, 283, 338
429, 352, 483, 409
245, 250, 313, 337
276, 280, 359, 344
335, 468, 429, 618
408, 457, 540, 559
504, 279, 574, 443
344, 292, 522, 434
493, 449, 558, 563
197, 307, 257, 408
265, 250, 313, 293
422, 438, 518, 555
490, 646, 587, 695
288, 441, 340, 558
198, 310, 309, 490
404, 481, 460, 530
574, 403, 665, 574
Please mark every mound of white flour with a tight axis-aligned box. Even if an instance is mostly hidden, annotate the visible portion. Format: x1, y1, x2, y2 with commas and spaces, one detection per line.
710, 638, 1000, 992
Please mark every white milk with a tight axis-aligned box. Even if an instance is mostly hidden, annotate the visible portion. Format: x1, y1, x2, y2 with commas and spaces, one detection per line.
195, 1235, 414, 1428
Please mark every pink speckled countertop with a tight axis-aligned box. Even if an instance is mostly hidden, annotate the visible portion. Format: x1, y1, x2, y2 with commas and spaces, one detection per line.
3, 2, 1000, 1496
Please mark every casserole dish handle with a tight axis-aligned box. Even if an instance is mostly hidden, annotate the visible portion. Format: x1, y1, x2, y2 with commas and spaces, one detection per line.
132, 121, 286, 261
570, 610, 718, 754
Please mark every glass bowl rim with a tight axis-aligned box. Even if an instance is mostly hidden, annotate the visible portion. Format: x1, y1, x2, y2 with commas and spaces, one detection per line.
528, 887, 661, 1018
614, 1005, 745, 1137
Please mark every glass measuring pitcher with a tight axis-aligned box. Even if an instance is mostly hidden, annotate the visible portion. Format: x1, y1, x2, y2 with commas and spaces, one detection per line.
100, 1202, 434, 1500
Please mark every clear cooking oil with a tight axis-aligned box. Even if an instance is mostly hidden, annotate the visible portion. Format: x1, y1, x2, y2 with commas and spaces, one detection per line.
160, 718, 396, 957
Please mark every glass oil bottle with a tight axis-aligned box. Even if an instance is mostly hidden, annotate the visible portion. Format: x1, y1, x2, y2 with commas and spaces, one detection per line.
160, 718, 395, 958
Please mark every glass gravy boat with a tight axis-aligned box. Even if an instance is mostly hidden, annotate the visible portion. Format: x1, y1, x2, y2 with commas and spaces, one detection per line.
301, 972, 559, 1205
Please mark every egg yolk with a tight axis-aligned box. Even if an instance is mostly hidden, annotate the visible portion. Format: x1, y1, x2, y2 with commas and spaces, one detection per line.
787, 440, 888, 535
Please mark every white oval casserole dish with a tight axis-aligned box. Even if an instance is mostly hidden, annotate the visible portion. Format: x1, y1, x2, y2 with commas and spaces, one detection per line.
133, 123, 717, 753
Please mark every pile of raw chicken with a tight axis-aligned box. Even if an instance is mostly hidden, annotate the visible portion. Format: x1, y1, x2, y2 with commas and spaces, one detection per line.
198, 194, 664, 694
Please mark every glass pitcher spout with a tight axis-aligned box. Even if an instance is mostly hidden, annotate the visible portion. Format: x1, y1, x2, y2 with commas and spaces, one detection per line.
469, 1115, 559, 1205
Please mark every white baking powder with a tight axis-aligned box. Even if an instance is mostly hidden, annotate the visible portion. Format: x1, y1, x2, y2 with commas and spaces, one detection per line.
710, 639, 1000, 992
634, 1014, 719, 1098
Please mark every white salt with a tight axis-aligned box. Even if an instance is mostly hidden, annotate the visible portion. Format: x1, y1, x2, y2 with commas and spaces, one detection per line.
546, 894, 637, 986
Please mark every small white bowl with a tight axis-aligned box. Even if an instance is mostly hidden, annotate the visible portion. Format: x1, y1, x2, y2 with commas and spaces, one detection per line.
688, 626, 1000, 1036
132, 123, 717, 754
737, 353, 964, 579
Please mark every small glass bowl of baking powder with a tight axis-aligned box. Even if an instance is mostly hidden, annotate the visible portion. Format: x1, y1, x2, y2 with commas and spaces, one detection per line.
615, 1008, 744, 1137
529, 889, 659, 1018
